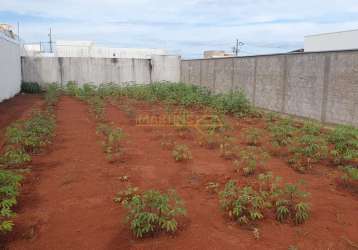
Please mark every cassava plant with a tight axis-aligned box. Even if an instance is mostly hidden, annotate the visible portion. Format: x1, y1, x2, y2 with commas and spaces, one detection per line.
328, 125, 358, 165
44, 83, 61, 107
268, 118, 296, 148
244, 128, 263, 146
274, 181, 310, 224
219, 175, 311, 226
0, 170, 23, 233
219, 136, 239, 160
301, 121, 322, 136
257, 172, 282, 199
337, 166, 358, 192
115, 187, 186, 238
88, 96, 105, 121
234, 147, 270, 176
288, 134, 328, 173
219, 181, 266, 225
0, 146, 31, 168
172, 144, 192, 162
97, 123, 124, 163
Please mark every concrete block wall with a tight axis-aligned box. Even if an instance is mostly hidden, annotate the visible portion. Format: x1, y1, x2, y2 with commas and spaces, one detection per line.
151, 55, 181, 82
0, 33, 21, 102
21, 55, 181, 87
181, 50, 358, 126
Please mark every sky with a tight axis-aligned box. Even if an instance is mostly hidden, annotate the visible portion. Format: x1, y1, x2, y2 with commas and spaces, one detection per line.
1, 0, 358, 58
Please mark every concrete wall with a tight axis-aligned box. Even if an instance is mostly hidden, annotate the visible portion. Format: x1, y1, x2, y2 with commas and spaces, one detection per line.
151, 55, 181, 82
21, 55, 181, 86
0, 33, 21, 102
181, 51, 358, 126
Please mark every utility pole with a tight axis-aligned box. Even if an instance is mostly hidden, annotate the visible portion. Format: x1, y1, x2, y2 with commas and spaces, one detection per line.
232, 39, 244, 56
49, 28, 53, 53
17, 22, 20, 41
235, 39, 239, 56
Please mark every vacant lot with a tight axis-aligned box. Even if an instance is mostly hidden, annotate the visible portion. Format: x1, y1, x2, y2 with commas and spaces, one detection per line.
1, 83, 357, 250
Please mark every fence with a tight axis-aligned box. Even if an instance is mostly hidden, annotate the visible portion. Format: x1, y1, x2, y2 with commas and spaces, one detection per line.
181, 50, 358, 126
21, 55, 180, 86
0, 33, 21, 102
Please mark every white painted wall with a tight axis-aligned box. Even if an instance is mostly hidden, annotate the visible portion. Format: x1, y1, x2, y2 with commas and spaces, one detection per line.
305, 29, 358, 52
0, 33, 21, 102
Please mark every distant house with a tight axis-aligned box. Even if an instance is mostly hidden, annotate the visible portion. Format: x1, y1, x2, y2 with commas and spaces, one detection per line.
304, 29, 358, 52
0, 24, 17, 40
203, 50, 234, 59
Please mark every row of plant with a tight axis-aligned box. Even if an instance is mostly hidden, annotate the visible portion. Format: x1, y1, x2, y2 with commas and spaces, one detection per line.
113, 171, 310, 239
0, 84, 60, 233
64, 82, 357, 190
65, 82, 126, 163
66, 82, 254, 117
219, 173, 310, 226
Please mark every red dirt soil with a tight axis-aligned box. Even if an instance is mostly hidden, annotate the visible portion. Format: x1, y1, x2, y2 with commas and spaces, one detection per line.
3, 96, 358, 250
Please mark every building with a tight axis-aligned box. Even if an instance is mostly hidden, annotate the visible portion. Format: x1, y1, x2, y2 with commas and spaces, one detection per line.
203, 50, 234, 59
23, 40, 168, 59
304, 29, 358, 52
0, 24, 17, 40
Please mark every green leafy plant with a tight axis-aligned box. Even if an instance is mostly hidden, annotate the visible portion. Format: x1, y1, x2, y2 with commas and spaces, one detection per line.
338, 166, 358, 192
44, 83, 61, 107
172, 144, 192, 162
211, 91, 252, 117
1, 110, 55, 168
288, 134, 328, 173
65, 81, 81, 97
328, 125, 358, 165
244, 128, 263, 146
234, 147, 270, 176
219, 136, 239, 160
301, 121, 321, 136
21, 82, 42, 94
88, 96, 105, 121
274, 182, 310, 224
219, 181, 266, 225
5, 111, 55, 154
340, 166, 358, 182
0, 170, 23, 233
206, 182, 220, 194
269, 118, 296, 147
219, 176, 311, 226
265, 112, 279, 123
0, 146, 31, 167
97, 123, 124, 163
116, 187, 186, 238
257, 172, 282, 199
114, 186, 139, 204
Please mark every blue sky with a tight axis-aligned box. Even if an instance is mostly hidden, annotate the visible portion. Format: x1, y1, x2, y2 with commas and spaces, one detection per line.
1, 0, 358, 58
